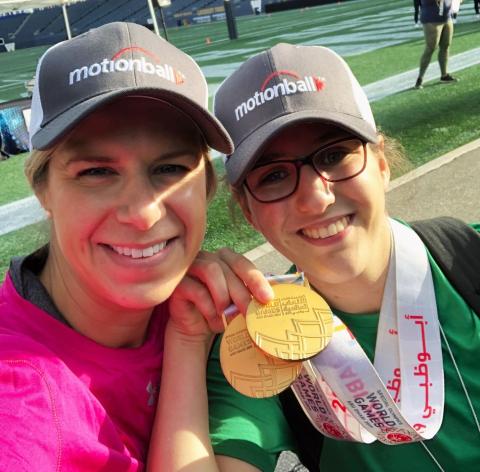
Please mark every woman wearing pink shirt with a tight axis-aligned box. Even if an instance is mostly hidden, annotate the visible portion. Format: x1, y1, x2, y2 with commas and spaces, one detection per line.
0, 22, 272, 471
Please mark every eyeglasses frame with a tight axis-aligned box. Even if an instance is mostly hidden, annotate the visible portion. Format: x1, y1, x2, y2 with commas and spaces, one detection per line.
244, 137, 368, 203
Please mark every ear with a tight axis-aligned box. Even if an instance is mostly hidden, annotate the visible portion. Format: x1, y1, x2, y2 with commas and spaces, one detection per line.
373, 135, 390, 191
35, 187, 52, 219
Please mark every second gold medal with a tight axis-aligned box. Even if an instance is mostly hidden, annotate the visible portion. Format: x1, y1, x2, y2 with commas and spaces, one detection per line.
220, 314, 302, 398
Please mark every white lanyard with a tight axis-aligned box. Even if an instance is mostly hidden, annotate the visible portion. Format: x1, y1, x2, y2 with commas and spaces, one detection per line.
292, 219, 444, 444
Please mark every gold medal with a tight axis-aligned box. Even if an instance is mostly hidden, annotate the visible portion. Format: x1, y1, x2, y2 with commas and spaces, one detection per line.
220, 314, 302, 398
246, 283, 333, 360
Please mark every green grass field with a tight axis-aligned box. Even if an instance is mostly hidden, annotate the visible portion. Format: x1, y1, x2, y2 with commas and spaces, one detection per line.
0, 153, 30, 205
1, 0, 479, 279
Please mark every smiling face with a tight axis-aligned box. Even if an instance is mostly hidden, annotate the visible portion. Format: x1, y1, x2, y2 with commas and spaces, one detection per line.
37, 97, 208, 314
238, 122, 392, 308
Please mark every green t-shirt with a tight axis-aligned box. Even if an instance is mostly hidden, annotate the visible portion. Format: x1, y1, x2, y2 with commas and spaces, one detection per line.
207, 226, 480, 471
207, 334, 297, 471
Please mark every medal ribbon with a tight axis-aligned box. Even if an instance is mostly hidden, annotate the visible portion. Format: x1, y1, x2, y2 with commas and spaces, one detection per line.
292, 219, 444, 444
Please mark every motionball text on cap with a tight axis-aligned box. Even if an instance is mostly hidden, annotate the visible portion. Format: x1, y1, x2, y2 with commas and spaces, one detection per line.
29, 21, 233, 154
213, 43, 378, 187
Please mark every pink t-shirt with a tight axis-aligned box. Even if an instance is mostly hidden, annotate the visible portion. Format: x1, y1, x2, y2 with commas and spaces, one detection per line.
0, 274, 168, 471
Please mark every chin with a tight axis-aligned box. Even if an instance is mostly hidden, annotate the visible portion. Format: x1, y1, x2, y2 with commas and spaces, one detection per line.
304, 257, 362, 284
113, 294, 167, 311
105, 282, 177, 310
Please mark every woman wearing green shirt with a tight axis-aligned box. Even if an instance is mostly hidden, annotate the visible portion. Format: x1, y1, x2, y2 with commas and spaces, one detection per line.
203, 43, 480, 471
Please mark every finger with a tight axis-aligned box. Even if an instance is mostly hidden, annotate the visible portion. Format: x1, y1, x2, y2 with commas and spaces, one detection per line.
170, 276, 221, 333
186, 255, 232, 314
218, 260, 257, 316
217, 247, 274, 304
189, 252, 264, 317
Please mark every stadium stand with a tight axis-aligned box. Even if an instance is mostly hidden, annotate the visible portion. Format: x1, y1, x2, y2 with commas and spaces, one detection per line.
0, 0, 259, 49
0, 11, 29, 41
5, 7, 64, 48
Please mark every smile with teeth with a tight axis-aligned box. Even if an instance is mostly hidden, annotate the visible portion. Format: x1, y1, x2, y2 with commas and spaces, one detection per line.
302, 216, 350, 239
110, 241, 167, 259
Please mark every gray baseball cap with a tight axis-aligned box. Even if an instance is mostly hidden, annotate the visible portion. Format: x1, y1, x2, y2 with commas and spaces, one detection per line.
214, 43, 378, 187
29, 21, 233, 154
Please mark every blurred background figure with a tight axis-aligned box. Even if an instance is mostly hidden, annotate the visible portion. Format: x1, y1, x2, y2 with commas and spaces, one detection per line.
413, 0, 458, 89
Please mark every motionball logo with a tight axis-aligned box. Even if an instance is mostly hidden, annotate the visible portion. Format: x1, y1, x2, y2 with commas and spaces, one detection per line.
68, 46, 186, 86
234, 70, 325, 121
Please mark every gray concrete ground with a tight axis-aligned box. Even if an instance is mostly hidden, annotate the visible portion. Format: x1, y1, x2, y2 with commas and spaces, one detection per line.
245, 138, 480, 274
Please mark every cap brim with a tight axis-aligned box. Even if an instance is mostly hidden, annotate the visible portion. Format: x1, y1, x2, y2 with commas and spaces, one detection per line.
31, 87, 233, 154
225, 109, 378, 187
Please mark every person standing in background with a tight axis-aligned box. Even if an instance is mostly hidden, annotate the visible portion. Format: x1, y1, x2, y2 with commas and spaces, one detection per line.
413, 0, 458, 89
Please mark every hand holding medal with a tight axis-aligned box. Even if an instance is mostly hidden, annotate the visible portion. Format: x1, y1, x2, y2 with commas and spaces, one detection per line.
220, 274, 334, 398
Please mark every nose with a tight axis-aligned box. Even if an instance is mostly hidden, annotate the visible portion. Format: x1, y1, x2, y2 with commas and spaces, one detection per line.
294, 165, 335, 213
115, 176, 164, 231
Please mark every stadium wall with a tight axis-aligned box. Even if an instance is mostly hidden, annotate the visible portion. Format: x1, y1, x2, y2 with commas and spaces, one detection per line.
0, 0, 357, 50
265, 0, 355, 13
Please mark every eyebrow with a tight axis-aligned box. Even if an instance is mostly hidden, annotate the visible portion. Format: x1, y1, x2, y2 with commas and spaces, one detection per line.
63, 155, 116, 169
64, 149, 201, 167
259, 133, 344, 163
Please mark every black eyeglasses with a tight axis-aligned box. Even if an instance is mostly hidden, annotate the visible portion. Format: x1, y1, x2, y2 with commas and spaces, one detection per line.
244, 137, 367, 203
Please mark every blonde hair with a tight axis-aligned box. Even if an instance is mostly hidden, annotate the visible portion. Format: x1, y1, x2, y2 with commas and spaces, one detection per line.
24, 148, 53, 192
203, 146, 218, 202
369, 131, 412, 178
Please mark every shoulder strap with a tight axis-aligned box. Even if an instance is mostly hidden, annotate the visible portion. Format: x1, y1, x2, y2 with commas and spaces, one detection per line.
410, 217, 480, 315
